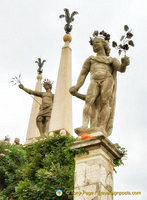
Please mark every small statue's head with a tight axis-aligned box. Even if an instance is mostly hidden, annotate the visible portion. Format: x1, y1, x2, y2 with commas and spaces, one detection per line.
14, 138, 20, 145
43, 79, 53, 90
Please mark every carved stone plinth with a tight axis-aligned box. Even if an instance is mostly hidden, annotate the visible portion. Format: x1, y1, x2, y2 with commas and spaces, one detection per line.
71, 134, 122, 200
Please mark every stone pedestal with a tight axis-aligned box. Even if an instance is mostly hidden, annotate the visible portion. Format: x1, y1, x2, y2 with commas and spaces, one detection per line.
25, 74, 42, 144
71, 134, 122, 200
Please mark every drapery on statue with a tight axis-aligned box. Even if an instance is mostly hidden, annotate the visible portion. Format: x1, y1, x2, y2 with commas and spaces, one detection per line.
69, 31, 130, 136
19, 79, 54, 136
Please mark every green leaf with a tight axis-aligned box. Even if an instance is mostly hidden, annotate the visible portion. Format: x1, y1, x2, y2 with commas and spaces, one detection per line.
128, 40, 135, 47
126, 32, 133, 39
124, 25, 129, 31
118, 49, 122, 55
112, 41, 117, 47
120, 35, 125, 41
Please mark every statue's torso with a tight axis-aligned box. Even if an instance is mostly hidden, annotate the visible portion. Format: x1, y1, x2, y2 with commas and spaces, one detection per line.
42, 92, 53, 105
90, 56, 113, 80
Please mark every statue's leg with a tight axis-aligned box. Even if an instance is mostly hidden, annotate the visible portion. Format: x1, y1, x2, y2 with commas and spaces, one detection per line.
36, 116, 44, 136
82, 81, 99, 128
90, 103, 97, 128
99, 77, 114, 131
44, 117, 50, 136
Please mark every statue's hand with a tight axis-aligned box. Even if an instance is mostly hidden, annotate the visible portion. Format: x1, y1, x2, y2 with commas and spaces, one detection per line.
121, 56, 130, 67
69, 86, 78, 96
19, 84, 24, 89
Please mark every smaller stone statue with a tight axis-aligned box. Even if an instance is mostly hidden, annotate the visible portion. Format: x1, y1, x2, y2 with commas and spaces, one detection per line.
19, 79, 54, 136
59, 8, 78, 34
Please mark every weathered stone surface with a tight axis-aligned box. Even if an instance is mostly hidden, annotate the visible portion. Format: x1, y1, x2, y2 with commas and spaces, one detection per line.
71, 135, 122, 200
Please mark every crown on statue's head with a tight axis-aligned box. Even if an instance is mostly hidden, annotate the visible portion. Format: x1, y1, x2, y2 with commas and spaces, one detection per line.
43, 79, 53, 89
89, 30, 111, 46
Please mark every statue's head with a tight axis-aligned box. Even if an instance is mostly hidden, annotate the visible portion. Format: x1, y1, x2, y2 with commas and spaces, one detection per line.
89, 30, 111, 56
43, 79, 53, 90
93, 38, 111, 56
14, 138, 20, 145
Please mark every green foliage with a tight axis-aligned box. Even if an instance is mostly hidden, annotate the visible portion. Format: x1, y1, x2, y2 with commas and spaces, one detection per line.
15, 135, 85, 200
0, 136, 127, 199
113, 143, 127, 173
0, 140, 27, 200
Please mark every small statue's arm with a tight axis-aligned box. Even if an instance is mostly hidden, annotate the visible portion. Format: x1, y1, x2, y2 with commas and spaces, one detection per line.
19, 84, 42, 97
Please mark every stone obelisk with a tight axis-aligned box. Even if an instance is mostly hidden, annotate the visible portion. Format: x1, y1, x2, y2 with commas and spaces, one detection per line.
25, 74, 42, 144
49, 9, 78, 136
49, 34, 72, 135
26, 58, 45, 144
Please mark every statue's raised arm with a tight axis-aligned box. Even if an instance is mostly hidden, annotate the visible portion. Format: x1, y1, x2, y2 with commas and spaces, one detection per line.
19, 84, 42, 97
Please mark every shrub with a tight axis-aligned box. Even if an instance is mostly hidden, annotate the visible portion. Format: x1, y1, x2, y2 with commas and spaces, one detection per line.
0, 140, 27, 199
15, 135, 85, 200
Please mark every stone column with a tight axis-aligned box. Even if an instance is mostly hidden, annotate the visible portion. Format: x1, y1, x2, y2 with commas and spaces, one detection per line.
26, 74, 42, 144
71, 133, 122, 200
49, 34, 73, 135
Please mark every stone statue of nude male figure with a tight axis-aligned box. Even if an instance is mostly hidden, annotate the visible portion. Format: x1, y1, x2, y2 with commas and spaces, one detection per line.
19, 80, 54, 136
69, 37, 130, 136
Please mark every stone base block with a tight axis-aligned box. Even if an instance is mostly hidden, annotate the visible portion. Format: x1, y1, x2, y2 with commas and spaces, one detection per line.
71, 134, 122, 200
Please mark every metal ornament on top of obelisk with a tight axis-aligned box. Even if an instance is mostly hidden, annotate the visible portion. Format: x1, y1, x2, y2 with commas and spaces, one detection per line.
49, 8, 78, 136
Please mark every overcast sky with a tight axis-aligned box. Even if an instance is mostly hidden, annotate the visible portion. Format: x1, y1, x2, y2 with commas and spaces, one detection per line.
0, 0, 147, 199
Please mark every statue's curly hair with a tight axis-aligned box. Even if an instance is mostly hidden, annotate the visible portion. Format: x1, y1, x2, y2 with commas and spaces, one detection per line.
93, 38, 111, 56
43, 79, 53, 89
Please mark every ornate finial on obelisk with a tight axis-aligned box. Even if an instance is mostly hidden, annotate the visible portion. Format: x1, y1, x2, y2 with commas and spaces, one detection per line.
35, 58, 46, 75
59, 8, 78, 43
59, 8, 78, 34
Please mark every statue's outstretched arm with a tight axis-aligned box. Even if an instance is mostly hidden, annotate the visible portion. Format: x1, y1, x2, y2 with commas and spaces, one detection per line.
112, 56, 130, 73
19, 84, 42, 97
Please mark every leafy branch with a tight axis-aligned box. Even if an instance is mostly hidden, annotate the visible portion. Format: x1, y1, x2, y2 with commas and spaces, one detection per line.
112, 25, 135, 56
10, 74, 22, 86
